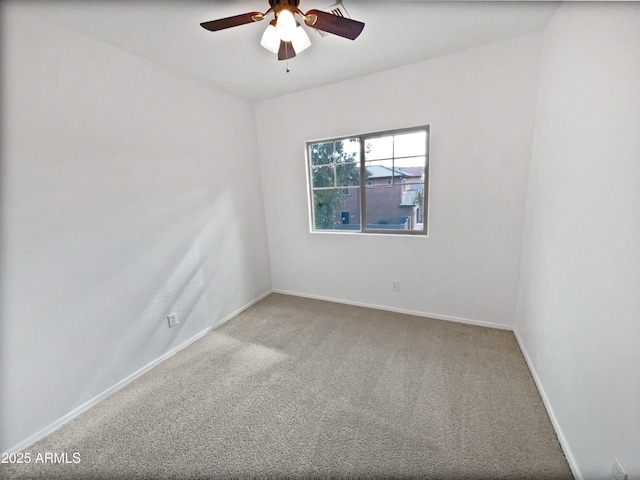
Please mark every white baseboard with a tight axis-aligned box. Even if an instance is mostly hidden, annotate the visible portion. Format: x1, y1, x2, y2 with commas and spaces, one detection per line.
272, 289, 513, 331
4, 289, 272, 455
512, 329, 582, 480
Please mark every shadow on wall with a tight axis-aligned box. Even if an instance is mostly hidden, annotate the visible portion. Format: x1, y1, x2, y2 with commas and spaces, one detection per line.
81, 188, 257, 402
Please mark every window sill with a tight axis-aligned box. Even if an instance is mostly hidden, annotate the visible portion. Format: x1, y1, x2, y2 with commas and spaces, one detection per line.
309, 229, 428, 238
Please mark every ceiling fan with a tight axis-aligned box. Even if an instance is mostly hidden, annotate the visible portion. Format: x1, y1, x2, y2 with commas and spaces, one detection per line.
200, 0, 365, 61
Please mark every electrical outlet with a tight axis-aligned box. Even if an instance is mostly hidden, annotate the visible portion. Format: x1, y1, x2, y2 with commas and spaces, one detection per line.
612, 456, 627, 480
167, 313, 179, 328
392, 280, 400, 292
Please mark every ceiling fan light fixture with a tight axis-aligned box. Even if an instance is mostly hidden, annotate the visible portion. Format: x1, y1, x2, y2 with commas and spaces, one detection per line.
291, 24, 311, 54
260, 21, 280, 53
276, 8, 297, 42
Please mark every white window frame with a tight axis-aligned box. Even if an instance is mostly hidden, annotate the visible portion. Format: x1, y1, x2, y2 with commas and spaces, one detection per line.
306, 125, 430, 236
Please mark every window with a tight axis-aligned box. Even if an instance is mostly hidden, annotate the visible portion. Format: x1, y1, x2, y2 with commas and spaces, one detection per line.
307, 126, 429, 235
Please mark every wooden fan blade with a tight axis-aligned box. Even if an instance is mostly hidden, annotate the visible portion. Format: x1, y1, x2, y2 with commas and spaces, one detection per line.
278, 41, 296, 61
200, 12, 263, 32
304, 9, 364, 40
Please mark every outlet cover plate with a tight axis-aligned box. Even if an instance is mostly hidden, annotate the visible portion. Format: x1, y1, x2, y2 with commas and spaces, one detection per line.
167, 313, 179, 328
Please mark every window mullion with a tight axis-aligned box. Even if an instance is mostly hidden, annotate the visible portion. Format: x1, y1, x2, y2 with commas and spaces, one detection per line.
332, 141, 337, 188
391, 134, 395, 186
359, 135, 366, 233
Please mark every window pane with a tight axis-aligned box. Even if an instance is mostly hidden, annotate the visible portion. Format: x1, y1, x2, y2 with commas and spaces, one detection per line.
310, 142, 334, 165
335, 138, 360, 164
313, 187, 360, 231
394, 131, 427, 158
312, 165, 335, 188
364, 135, 393, 161
336, 163, 360, 187
365, 184, 424, 232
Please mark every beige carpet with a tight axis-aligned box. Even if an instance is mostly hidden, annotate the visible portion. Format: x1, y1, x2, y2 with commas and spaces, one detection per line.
2, 293, 572, 479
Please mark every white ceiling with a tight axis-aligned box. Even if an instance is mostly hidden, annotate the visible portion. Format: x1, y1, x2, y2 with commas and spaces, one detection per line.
28, 1, 560, 101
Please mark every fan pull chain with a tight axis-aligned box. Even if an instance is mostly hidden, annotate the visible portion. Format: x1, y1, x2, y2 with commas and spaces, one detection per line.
285, 42, 290, 73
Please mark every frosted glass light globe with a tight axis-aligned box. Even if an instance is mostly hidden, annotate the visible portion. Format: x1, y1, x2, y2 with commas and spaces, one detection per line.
276, 9, 296, 42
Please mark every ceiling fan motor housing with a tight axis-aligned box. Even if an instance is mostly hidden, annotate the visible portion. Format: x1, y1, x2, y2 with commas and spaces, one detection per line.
269, 0, 302, 23
269, 0, 301, 8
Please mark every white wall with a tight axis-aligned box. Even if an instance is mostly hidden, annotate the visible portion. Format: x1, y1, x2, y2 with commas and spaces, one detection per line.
516, 3, 640, 479
0, 5, 271, 452
256, 33, 543, 328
